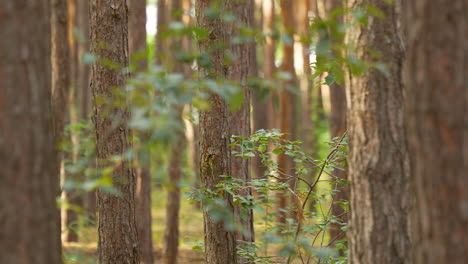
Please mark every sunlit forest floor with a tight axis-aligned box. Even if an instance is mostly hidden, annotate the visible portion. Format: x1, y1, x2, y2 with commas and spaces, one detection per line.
64, 184, 333, 264
63, 189, 206, 263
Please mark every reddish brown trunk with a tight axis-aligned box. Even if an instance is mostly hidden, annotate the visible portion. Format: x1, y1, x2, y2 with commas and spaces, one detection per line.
75, 0, 96, 225
89, 0, 140, 263
262, 0, 277, 132
252, 0, 268, 179
277, 0, 296, 225
228, 1, 256, 259
404, 1, 468, 263
128, 1, 154, 263
164, 116, 184, 264
51, 0, 77, 243
345, 1, 410, 263
0, 1, 62, 263
196, 0, 246, 262
326, 0, 348, 245
163, 2, 185, 263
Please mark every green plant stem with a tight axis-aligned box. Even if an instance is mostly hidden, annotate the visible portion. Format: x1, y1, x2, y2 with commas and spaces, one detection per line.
285, 131, 347, 264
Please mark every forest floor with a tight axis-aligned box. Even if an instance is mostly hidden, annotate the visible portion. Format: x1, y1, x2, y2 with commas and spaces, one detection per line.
63, 188, 206, 263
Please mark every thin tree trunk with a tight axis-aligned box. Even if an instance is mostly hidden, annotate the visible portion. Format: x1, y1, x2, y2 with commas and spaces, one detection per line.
345, 1, 410, 263
326, 0, 348, 245
128, 1, 154, 263
89, 1, 140, 263
156, 0, 168, 65
0, 1, 62, 263
164, 111, 185, 264
75, 0, 96, 225
163, 1, 185, 263
404, 1, 468, 263
52, 0, 75, 243
252, 0, 268, 179
277, 0, 296, 225
196, 0, 237, 262
262, 0, 277, 131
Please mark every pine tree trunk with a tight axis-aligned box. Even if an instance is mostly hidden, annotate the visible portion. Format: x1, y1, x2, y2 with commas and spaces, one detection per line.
0, 1, 62, 263
52, 0, 77, 243
228, 1, 256, 260
196, 0, 238, 263
156, 0, 168, 65
262, 0, 277, 132
164, 117, 184, 264
163, 2, 185, 263
74, 0, 96, 225
89, 1, 140, 263
327, 0, 348, 245
252, 0, 268, 179
277, 0, 296, 225
128, 1, 154, 263
345, 1, 410, 263
404, 1, 468, 263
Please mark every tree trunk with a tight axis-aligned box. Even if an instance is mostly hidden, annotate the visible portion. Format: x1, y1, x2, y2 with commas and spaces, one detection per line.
156, 0, 168, 65
74, 0, 96, 225
196, 0, 238, 263
52, 0, 75, 243
277, 0, 296, 225
128, 1, 154, 264
404, 1, 468, 263
163, 1, 185, 263
262, 0, 277, 132
345, 1, 410, 263
0, 1, 62, 263
228, 0, 256, 259
326, 0, 348, 245
252, 0, 268, 179
89, 1, 140, 263
164, 115, 184, 264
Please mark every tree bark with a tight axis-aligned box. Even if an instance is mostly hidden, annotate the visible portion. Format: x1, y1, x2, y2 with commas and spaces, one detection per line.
277, 0, 296, 225
404, 1, 468, 263
52, 0, 75, 242
262, 0, 277, 132
345, 1, 410, 263
252, 0, 269, 179
89, 1, 140, 263
163, 2, 185, 263
0, 1, 62, 263
326, 0, 348, 245
196, 0, 239, 263
74, 0, 96, 225
156, 0, 168, 65
228, 1, 256, 259
128, 1, 154, 264
164, 116, 184, 264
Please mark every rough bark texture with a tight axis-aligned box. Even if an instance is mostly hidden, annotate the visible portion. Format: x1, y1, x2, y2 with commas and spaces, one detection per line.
196, 0, 238, 263
345, 1, 410, 263
404, 1, 468, 263
89, 1, 140, 263
0, 1, 62, 263
326, 0, 348, 244
277, 0, 296, 225
128, 1, 154, 263
228, 1, 256, 259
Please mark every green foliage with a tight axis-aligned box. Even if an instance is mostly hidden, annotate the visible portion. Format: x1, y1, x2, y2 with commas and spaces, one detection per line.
189, 130, 348, 263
